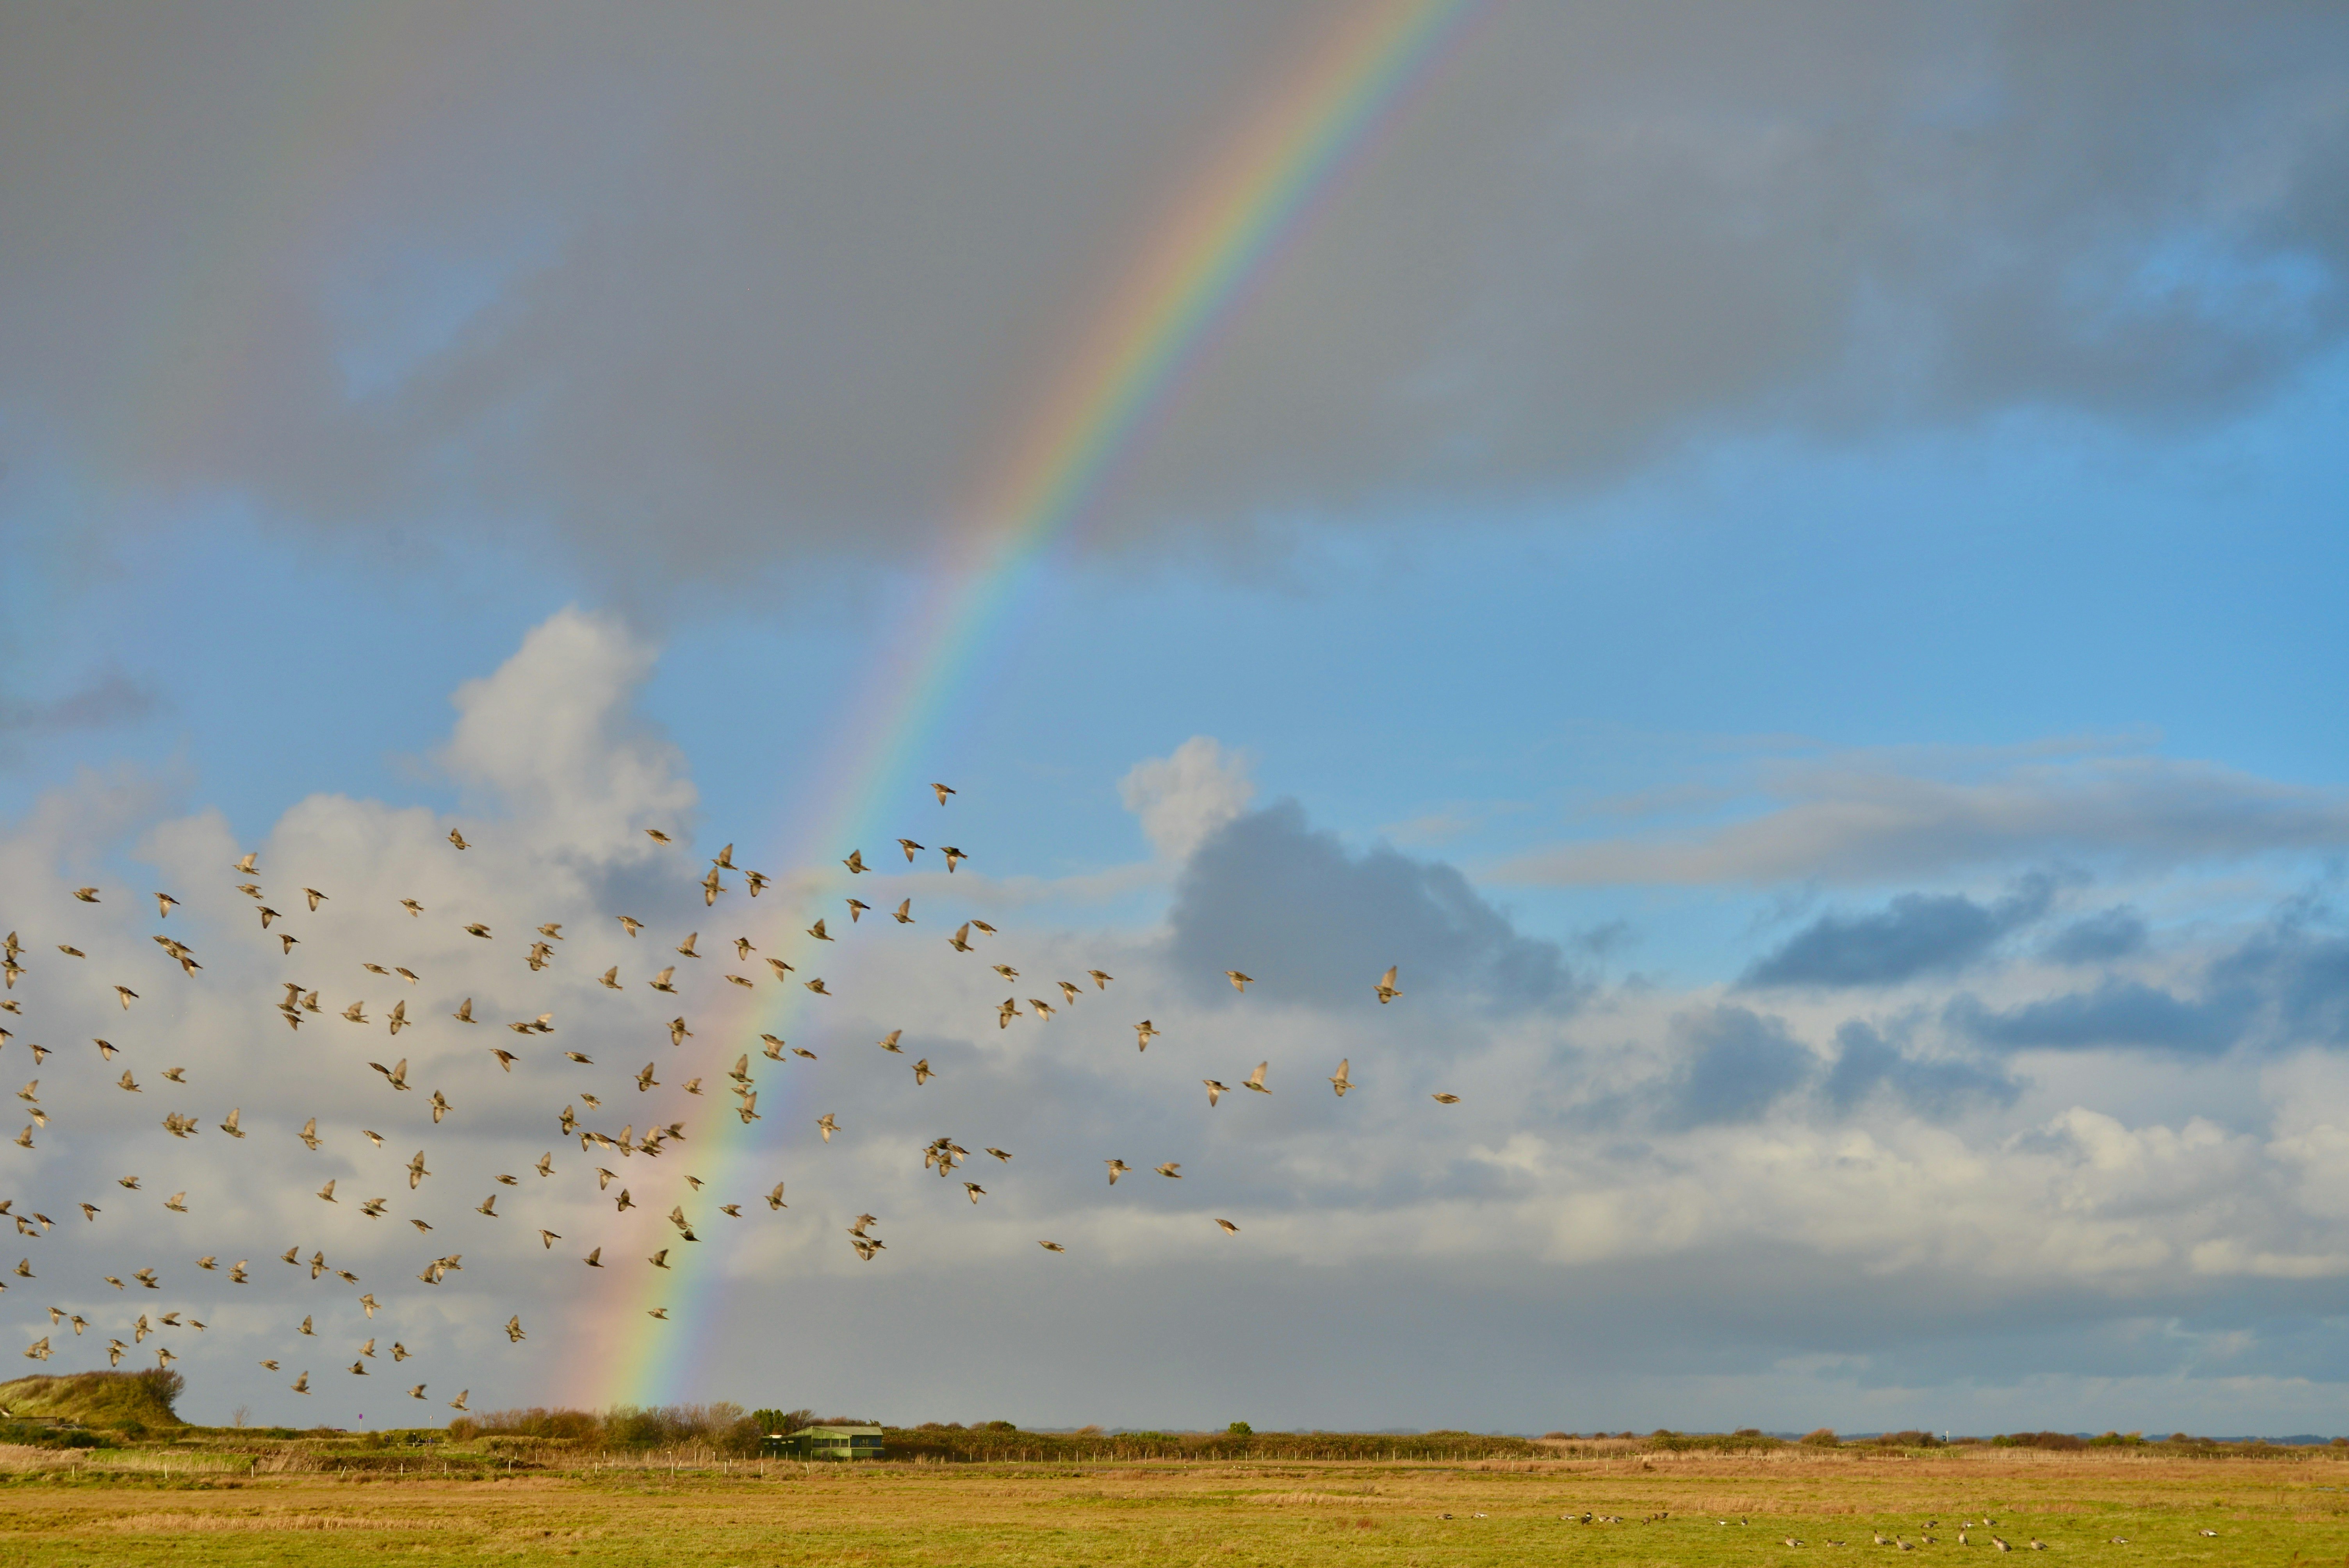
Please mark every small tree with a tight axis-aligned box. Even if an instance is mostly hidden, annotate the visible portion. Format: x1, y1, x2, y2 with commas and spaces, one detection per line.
1227, 1422, 1252, 1437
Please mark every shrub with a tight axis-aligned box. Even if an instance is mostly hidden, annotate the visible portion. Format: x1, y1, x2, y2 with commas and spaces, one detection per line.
1802, 1428, 1840, 1447
1874, 1430, 1942, 1448
1228, 1422, 1251, 1436
1992, 1431, 2087, 1451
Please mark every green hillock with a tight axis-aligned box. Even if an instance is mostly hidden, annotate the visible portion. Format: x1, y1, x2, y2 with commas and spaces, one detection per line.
0, 1368, 186, 1432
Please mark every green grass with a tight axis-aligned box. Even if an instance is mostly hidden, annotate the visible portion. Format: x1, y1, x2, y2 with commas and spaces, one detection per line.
1, 1443, 2347, 1566
0, 1370, 184, 1432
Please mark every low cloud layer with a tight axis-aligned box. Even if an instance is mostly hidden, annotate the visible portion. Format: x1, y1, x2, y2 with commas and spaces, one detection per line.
1508, 750, 2349, 886
7, 610, 2349, 1433
4, 5, 2345, 588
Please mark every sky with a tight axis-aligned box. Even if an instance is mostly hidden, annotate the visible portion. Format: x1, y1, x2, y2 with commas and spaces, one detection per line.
2, 1, 2348, 1438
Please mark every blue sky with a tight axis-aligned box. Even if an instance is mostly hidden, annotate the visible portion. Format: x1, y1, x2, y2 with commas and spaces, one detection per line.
2, 3, 2348, 1435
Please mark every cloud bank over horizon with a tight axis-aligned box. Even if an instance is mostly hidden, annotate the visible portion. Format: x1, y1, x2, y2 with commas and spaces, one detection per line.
8, 609, 2349, 1433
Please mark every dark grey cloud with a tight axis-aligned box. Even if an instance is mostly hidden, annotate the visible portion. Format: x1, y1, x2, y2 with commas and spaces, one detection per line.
1654, 1006, 1814, 1129
1167, 799, 1574, 1009
2043, 905, 2151, 964
0, 668, 158, 737
3, 3, 2346, 590
2207, 912, 2349, 1048
1949, 980, 2249, 1057
1822, 1019, 2019, 1117
1740, 874, 2055, 988
1952, 902, 2349, 1057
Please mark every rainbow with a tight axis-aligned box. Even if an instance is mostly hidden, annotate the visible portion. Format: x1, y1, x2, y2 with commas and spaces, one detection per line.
581, 0, 1486, 1409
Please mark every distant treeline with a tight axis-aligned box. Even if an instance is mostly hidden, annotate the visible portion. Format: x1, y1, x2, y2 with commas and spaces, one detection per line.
884, 1425, 1538, 1462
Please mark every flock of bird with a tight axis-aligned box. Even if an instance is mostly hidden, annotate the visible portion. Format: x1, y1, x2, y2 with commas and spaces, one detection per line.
5, 782, 1445, 1412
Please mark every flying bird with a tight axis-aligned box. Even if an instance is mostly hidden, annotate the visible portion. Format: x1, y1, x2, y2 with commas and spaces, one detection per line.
1105, 1159, 1130, 1185
892, 899, 914, 925
1374, 966, 1401, 1004
155, 892, 178, 918
878, 1030, 903, 1053
932, 783, 955, 805
447, 829, 470, 849
1038, 1240, 1064, 1253
942, 846, 966, 872
948, 924, 973, 953
1134, 1020, 1158, 1051
1242, 1062, 1271, 1094
1432, 1092, 1460, 1105
1214, 1219, 1239, 1235
816, 1113, 837, 1142
842, 850, 866, 875
1156, 1163, 1182, 1179
72, 887, 99, 903
1226, 971, 1254, 992
1202, 1080, 1228, 1107
618, 915, 642, 936
1330, 1060, 1353, 1098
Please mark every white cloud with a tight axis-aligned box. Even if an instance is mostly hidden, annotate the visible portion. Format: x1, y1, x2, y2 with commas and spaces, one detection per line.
437, 606, 697, 858
1505, 751, 2349, 886
1118, 736, 1255, 864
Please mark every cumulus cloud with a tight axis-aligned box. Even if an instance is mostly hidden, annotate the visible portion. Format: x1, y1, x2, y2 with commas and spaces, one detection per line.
4, 5, 2345, 586
1118, 737, 1255, 864
1740, 873, 2057, 988
1507, 751, 2349, 886
437, 605, 697, 859
1166, 799, 1574, 1009
1821, 1019, 2019, 1117
1651, 1006, 1815, 1129
2043, 905, 2152, 964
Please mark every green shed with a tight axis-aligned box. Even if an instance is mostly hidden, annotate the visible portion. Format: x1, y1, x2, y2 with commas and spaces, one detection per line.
784, 1424, 884, 1459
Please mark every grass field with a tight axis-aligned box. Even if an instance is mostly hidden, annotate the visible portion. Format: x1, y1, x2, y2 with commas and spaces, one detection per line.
4, 1446, 2349, 1567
